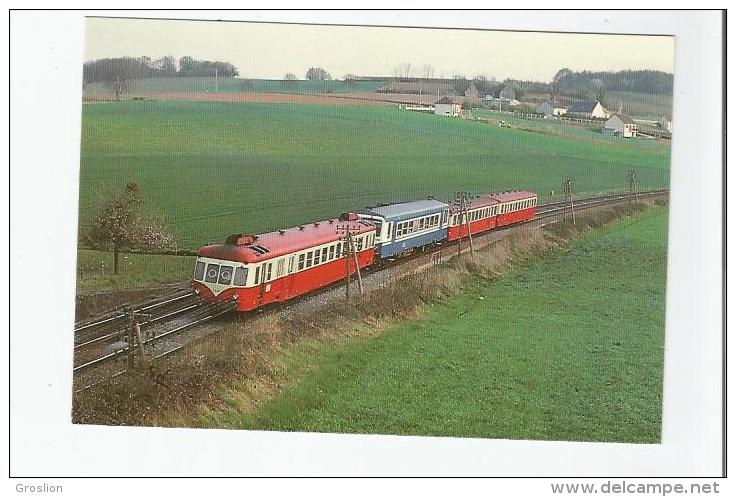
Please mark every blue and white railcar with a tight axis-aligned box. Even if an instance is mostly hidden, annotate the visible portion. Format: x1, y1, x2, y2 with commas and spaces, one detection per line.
357, 198, 450, 259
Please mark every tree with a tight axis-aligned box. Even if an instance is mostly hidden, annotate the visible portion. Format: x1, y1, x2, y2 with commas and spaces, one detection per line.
398, 62, 413, 79
305, 67, 331, 80
590, 78, 606, 102
422, 64, 434, 80
152, 55, 177, 76
83, 181, 174, 275
282, 72, 298, 87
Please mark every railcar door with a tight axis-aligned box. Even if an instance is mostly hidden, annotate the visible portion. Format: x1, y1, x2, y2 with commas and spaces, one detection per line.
284, 255, 295, 299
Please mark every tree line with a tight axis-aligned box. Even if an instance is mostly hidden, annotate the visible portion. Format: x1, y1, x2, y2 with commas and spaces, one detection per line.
551, 68, 673, 101
83, 55, 239, 84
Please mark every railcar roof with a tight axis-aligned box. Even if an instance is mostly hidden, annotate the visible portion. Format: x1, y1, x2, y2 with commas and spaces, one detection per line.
197, 218, 376, 263
449, 194, 499, 213
361, 198, 449, 222
489, 190, 537, 203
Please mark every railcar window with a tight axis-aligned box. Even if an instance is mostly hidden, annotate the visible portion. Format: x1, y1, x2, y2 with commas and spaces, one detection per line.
218, 265, 233, 285
205, 263, 220, 283
321, 247, 328, 263
254, 265, 260, 284
265, 263, 272, 281
335, 243, 342, 259
357, 237, 364, 251
306, 251, 313, 268
298, 254, 305, 271
329, 245, 335, 260
233, 267, 247, 286
194, 261, 205, 281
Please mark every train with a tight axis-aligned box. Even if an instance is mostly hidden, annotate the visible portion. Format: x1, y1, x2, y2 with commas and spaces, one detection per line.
191, 190, 538, 311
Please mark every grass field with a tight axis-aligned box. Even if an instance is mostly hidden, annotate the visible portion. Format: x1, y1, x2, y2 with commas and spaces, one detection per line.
203, 207, 668, 442
79, 100, 671, 250
468, 108, 670, 147
76, 249, 195, 293
604, 91, 672, 118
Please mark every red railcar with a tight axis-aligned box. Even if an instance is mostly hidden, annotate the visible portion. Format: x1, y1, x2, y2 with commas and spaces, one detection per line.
192, 215, 376, 311
447, 194, 500, 242
447, 191, 537, 242
491, 191, 538, 227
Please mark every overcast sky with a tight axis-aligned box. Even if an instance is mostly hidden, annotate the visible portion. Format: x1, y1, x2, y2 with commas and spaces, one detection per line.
85, 17, 674, 82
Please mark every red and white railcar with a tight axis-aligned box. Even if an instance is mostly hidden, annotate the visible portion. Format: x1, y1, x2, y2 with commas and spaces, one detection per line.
447, 194, 499, 242
447, 191, 538, 241
192, 215, 376, 311
491, 190, 537, 227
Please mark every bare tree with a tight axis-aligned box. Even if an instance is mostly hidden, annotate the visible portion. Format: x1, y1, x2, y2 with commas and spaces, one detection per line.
104, 59, 134, 101
591, 78, 606, 102
422, 64, 434, 80
398, 62, 413, 79
83, 181, 174, 274
282, 72, 298, 87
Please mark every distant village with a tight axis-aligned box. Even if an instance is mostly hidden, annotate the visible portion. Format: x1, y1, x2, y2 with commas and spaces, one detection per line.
392, 80, 672, 139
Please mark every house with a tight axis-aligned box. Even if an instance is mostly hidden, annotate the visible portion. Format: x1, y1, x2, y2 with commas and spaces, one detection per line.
567, 100, 609, 119
603, 113, 638, 138
434, 97, 462, 117
536, 100, 568, 118
464, 83, 480, 100
658, 116, 673, 132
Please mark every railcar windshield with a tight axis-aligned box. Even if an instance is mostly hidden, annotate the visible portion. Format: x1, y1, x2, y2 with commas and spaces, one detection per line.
193, 260, 205, 281
205, 263, 220, 283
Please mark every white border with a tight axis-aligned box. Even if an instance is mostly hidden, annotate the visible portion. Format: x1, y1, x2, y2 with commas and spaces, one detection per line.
8, 10, 724, 480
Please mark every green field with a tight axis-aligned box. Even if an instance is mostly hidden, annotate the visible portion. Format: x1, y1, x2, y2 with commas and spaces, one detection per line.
604, 91, 672, 118
205, 207, 667, 442
469, 108, 670, 147
79, 100, 671, 250
76, 249, 195, 292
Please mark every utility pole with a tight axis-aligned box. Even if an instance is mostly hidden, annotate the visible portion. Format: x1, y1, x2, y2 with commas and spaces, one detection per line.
628, 169, 639, 204
455, 191, 475, 259
563, 178, 576, 225
337, 223, 364, 301
215, 67, 218, 92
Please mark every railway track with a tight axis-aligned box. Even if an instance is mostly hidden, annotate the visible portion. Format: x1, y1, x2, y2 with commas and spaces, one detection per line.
72, 189, 668, 392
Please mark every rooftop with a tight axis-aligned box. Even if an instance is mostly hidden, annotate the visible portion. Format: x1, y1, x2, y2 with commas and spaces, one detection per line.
435, 96, 459, 105
489, 190, 538, 203
360, 198, 450, 222
197, 217, 376, 263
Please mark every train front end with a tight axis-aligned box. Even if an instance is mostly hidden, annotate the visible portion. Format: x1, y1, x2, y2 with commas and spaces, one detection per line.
191, 242, 254, 311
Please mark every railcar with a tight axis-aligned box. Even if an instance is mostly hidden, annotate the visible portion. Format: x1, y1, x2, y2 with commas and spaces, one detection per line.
447, 194, 500, 242
356, 198, 450, 259
490, 191, 538, 227
192, 214, 376, 311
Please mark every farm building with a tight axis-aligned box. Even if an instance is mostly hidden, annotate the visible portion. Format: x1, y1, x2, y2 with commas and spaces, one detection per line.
484, 85, 520, 106
536, 100, 568, 118
434, 96, 462, 117
658, 116, 673, 132
567, 100, 610, 119
602, 113, 638, 138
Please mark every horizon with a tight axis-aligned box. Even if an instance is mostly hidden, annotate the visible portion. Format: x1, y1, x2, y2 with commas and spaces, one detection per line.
84, 18, 675, 83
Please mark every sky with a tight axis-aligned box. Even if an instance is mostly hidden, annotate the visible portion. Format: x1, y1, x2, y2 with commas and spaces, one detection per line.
84, 17, 675, 82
